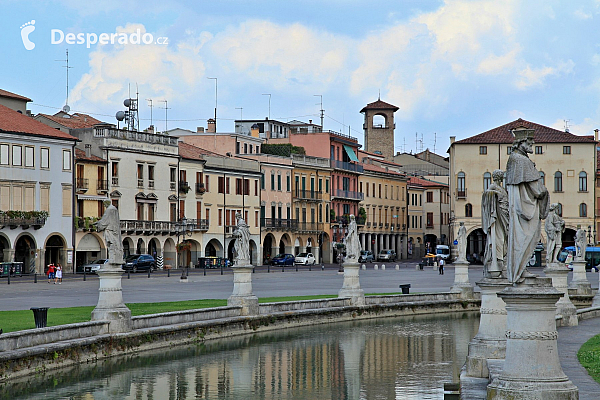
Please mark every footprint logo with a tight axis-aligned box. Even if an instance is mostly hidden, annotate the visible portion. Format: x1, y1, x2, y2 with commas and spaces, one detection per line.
20, 20, 35, 50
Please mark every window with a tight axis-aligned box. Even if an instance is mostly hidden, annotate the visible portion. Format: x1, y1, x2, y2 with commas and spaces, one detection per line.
205, 208, 210, 225
535, 146, 543, 154
255, 210, 259, 227
0, 144, 8, 165
366, 182, 369, 197
205, 175, 210, 192
426, 212, 433, 228
236, 142, 240, 154
457, 172, 466, 197
465, 203, 473, 217
325, 179, 329, 193
539, 171, 545, 186
426, 192, 433, 203
277, 173, 281, 191
579, 171, 588, 192
255, 179, 258, 196
483, 172, 491, 191
236, 178, 242, 195
379, 184, 382, 198
580, 203, 587, 217
244, 143, 247, 154
226, 177, 230, 194
479, 146, 487, 155
62, 149, 71, 170
24, 146, 34, 167
557, 203, 563, 217
218, 209, 223, 226
218, 176, 225, 193
13, 145, 22, 166
244, 179, 250, 195
170, 202, 177, 221
507, 146, 512, 155
62, 185, 72, 216
148, 165, 155, 187
261, 171, 265, 189
137, 164, 144, 187
343, 177, 350, 191
554, 171, 563, 192
563, 146, 571, 155
271, 173, 275, 190
40, 186, 49, 212
287, 175, 291, 191
385, 185, 388, 199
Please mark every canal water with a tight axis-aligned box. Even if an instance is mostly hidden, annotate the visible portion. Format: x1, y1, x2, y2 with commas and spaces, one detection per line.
3, 312, 479, 399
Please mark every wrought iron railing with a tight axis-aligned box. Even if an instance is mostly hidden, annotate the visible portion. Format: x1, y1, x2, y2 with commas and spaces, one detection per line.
332, 189, 364, 201
294, 189, 322, 201
262, 218, 298, 230
330, 159, 363, 173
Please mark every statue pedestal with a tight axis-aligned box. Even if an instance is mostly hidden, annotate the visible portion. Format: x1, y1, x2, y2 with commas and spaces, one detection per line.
592, 270, 600, 307
91, 265, 132, 333
568, 260, 592, 295
338, 260, 365, 306
545, 263, 578, 326
228, 264, 258, 316
465, 278, 511, 378
450, 260, 473, 298
487, 278, 578, 399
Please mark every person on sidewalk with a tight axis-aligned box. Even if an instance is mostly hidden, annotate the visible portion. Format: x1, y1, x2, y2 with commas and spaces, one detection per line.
47, 263, 55, 284
439, 258, 445, 275
55, 263, 63, 284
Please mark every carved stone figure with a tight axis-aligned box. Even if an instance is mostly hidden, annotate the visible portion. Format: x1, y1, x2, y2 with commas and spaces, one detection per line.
505, 127, 549, 283
233, 212, 251, 265
482, 169, 509, 278
457, 222, 467, 262
94, 201, 123, 265
345, 214, 361, 261
544, 204, 564, 264
575, 228, 587, 261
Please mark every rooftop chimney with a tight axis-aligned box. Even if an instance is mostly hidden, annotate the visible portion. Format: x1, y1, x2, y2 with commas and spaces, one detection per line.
309, 119, 312, 124
85, 144, 92, 158
450, 136, 456, 144
197, 126, 204, 133
595, 129, 599, 141
207, 119, 216, 133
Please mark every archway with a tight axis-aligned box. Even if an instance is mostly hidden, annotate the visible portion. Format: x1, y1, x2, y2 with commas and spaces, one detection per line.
321, 232, 331, 263
205, 238, 223, 258
306, 237, 314, 254
249, 239, 258, 265
148, 238, 161, 260
44, 234, 65, 268
562, 228, 576, 248
163, 238, 176, 268
466, 228, 486, 264
136, 238, 145, 255
279, 233, 292, 255
295, 237, 304, 255
122, 237, 134, 259
424, 234, 438, 254
178, 239, 200, 268
227, 239, 235, 262
15, 234, 35, 274
76, 233, 102, 271
0, 234, 9, 263
263, 233, 276, 263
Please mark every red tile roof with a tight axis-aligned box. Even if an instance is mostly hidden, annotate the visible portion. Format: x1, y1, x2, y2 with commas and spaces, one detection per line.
0, 104, 77, 141
360, 99, 399, 113
38, 112, 102, 130
408, 177, 448, 188
75, 148, 106, 162
179, 142, 223, 160
363, 163, 405, 177
454, 118, 596, 145
0, 89, 31, 102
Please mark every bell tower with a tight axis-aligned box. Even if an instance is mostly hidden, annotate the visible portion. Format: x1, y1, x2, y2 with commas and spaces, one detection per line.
361, 98, 399, 160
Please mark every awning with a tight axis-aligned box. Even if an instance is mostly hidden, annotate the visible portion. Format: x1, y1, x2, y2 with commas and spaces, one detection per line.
77, 194, 109, 201
77, 233, 101, 252
343, 144, 360, 162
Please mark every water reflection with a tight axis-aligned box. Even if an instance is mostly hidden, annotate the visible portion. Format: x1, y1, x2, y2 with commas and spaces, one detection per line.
2, 312, 478, 400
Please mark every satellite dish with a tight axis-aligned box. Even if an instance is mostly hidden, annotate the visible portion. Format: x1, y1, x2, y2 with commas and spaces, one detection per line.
115, 111, 125, 121
123, 99, 131, 107
62, 105, 70, 113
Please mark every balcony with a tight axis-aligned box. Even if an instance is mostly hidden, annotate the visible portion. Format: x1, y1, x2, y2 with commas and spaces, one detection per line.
196, 182, 206, 195
356, 216, 366, 225
112, 177, 119, 186
262, 218, 298, 230
330, 159, 363, 173
456, 189, 467, 199
297, 222, 324, 233
93, 126, 178, 146
332, 189, 364, 201
294, 189, 322, 202
76, 178, 89, 192
179, 181, 190, 194
137, 178, 144, 188
148, 180, 155, 189
291, 154, 330, 168
75, 216, 97, 232
97, 179, 108, 192
1, 212, 47, 230
170, 181, 176, 191
426, 224, 434, 229
121, 220, 177, 235
189, 219, 209, 231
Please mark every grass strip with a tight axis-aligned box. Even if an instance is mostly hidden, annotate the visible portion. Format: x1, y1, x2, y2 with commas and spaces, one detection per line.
577, 333, 600, 384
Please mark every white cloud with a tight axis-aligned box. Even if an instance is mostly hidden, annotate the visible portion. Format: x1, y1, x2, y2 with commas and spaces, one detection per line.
477, 48, 522, 75
551, 117, 598, 136
574, 9, 593, 20
515, 60, 575, 89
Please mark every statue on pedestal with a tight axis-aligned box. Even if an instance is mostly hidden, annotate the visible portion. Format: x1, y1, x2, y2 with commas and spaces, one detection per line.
345, 214, 361, 262
94, 200, 123, 265
482, 169, 508, 277
505, 126, 549, 284
544, 204, 564, 264
457, 222, 467, 262
575, 228, 587, 261
233, 212, 250, 265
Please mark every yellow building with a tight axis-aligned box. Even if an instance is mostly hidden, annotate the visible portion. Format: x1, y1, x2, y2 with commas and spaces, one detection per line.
449, 119, 597, 261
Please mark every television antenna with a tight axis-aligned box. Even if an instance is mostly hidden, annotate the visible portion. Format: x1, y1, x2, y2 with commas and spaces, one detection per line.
55, 49, 73, 113
146, 98, 153, 128
160, 100, 170, 133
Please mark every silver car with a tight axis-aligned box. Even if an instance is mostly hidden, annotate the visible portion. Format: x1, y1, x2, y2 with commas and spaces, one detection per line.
377, 249, 396, 261
82, 259, 108, 274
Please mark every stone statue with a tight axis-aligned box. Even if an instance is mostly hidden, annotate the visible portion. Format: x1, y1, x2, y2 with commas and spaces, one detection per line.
457, 222, 467, 262
481, 169, 509, 278
233, 212, 250, 265
544, 204, 564, 264
505, 127, 549, 283
94, 200, 123, 265
345, 214, 361, 262
575, 228, 587, 261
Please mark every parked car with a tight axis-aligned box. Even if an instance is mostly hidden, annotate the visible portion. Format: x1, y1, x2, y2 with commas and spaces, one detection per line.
271, 254, 296, 266
295, 252, 316, 265
358, 250, 374, 263
82, 259, 108, 274
122, 254, 156, 272
377, 249, 396, 262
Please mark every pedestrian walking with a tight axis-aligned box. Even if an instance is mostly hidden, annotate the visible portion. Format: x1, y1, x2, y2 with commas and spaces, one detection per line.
55, 263, 63, 284
47, 263, 55, 283
439, 258, 445, 275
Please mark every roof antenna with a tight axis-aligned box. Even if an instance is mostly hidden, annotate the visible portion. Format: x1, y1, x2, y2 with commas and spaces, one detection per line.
55, 49, 73, 113
564, 119, 571, 133
378, 89, 380, 101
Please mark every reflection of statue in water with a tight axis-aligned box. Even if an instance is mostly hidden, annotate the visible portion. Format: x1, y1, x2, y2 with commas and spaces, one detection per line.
505, 127, 549, 283
457, 222, 467, 262
94, 200, 123, 264
482, 170, 509, 277
575, 228, 587, 261
233, 212, 251, 265
544, 204, 564, 264
345, 214, 361, 262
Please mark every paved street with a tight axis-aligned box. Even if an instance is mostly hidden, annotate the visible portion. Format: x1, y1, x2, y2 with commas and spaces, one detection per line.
1, 263, 598, 311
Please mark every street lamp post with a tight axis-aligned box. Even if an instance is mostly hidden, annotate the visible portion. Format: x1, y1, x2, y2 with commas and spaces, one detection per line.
338, 221, 344, 272
588, 225, 593, 245
176, 217, 193, 279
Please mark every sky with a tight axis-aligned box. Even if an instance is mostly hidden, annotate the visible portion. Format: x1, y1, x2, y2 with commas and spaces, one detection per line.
2, 0, 600, 155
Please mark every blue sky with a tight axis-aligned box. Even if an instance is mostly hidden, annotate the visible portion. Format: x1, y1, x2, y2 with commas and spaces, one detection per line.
2, 0, 600, 155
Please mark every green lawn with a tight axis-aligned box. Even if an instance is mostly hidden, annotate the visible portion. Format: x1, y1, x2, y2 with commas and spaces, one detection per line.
578, 333, 600, 384
0, 293, 408, 333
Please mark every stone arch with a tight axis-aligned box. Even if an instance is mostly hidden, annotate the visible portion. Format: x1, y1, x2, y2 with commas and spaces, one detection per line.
279, 233, 292, 255
0, 233, 10, 262
294, 236, 304, 255
263, 233, 277, 263
562, 228, 577, 248
205, 238, 223, 258
136, 238, 145, 255
179, 239, 200, 268
44, 234, 66, 268
75, 232, 104, 269
163, 237, 176, 268
306, 236, 314, 253
321, 232, 331, 263
249, 239, 258, 265
122, 237, 134, 258
466, 227, 486, 264
372, 113, 387, 128
14, 233, 36, 274
148, 237, 161, 259
227, 239, 235, 262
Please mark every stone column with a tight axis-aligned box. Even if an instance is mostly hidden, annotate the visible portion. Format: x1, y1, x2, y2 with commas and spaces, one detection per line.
228, 264, 259, 315
568, 259, 592, 295
366, 233, 371, 252
360, 234, 365, 253
91, 264, 132, 333
487, 278, 578, 399
545, 263, 578, 326
450, 259, 473, 298
464, 278, 511, 378
338, 258, 365, 305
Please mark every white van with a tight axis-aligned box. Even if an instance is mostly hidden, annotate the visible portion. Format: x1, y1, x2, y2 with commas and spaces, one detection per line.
436, 245, 450, 260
